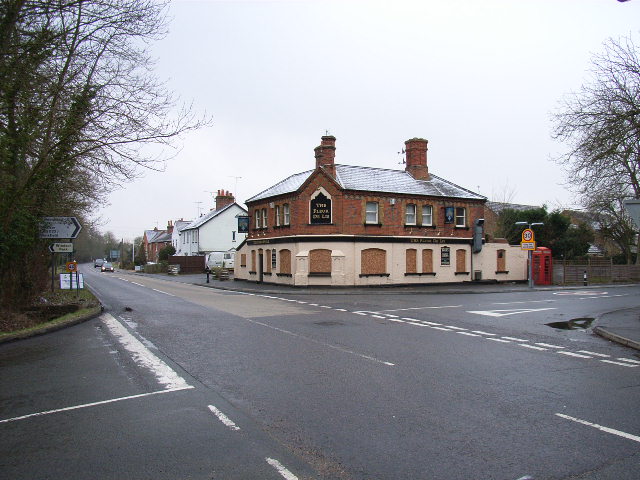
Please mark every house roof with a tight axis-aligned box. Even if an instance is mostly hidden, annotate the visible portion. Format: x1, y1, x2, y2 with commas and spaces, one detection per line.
144, 229, 164, 243
182, 202, 247, 231
247, 164, 485, 202
485, 201, 539, 214
174, 220, 192, 232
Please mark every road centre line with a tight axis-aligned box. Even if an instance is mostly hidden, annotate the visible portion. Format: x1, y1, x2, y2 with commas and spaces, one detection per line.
152, 288, 175, 297
245, 318, 395, 366
577, 350, 609, 357
601, 360, 639, 367
0, 387, 193, 424
130, 281, 145, 286
618, 357, 640, 364
487, 338, 511, 343
502, 336, 529, 342
380, 305, 462, 312
519, 344, 548, 351
556, 413, 640, 443
208, 405, 240, 431
535, 343, 565, 349
557, 351, 592, 359
265, 458, 299, 480
491, 300, 555, 305
472, 330, 496, 336
457, 332, 481, 337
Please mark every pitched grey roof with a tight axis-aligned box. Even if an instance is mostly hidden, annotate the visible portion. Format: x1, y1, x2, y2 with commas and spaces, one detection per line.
247, 164, 485, 202
485, 201, 539, 213
151, 232, 172, 243
145, 229, 164, 242
182, 203, 247, 231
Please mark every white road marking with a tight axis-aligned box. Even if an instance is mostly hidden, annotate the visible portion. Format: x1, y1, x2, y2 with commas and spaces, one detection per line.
502, 336, 529, 342
457, 332, 481, 337
487, 338, 511, 343
535, 343, 564, 349
381, 305, 461, 312
444, 326, 467, 330
152, 288, 175, 297
130, 281, 145, 287
101, 314, 190, 390
208, 405, 240, 431
335, 308, 347, 312
467, 308, 556, 317
617, 358, 640, 365
385, 314, 399, 318
371, 315, 386, 319
0, 387, 193, 424
577, 350, 609, 357
246, 318, 395, 366
407, 319, 441, 326
320, 305, 332, 309
265, 458, 299, 480
519, 344, 548, 351
557, 351, 592, 359
492, 300, 554, 305
430, 326, 452, 331
556, 413, 640, 443
472, 330, 496, 336
601, 360, 639, 367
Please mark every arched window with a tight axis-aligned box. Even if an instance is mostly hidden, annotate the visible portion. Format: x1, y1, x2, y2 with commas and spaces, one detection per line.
361, 248, 387, 275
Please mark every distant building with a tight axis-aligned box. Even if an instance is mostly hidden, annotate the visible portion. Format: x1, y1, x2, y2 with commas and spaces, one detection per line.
235, 135, 527, 286
143, 225, 172, 263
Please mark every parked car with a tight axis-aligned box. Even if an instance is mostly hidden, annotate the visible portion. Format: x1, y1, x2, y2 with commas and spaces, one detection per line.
101, 262, 114, 272
94, 259, 105, 268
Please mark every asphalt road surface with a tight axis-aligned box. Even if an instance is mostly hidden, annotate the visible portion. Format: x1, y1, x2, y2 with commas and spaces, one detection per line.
1, 265, 639, 480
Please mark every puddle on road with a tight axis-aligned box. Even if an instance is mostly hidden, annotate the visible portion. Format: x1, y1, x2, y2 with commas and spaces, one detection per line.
546, 318, 594, 330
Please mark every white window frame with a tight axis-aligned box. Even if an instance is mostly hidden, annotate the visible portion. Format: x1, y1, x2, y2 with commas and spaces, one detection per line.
255, 210, 261, 229
283, 203, 290, 225
262, 208, 268, 228
405, 204, 417, 225
365, 202, 379, 224
275, 205, 281, 226
455, 207, 466, 227
422, 205, 433, 226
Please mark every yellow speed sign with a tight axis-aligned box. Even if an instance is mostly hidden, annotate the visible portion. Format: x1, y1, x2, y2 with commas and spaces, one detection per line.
66, 261, 78, 273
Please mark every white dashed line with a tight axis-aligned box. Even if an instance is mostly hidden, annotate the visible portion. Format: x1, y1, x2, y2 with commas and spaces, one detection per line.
501, 336, 528, 342
444, 326, 467, 331
556, 413, 640, 443
152, 288, 175, 297
601, 360, 639, 367
519, 344, 548, 351
208, 405, 240, 431
535, 343, 565, 349
577, 351, 610, 357
487, 338, 511, 343
371, 315, 386, 319
557, 351, 592, 359
130, 281, 144, 287
617, 358, 640, 365
430, 326, 453, 331
472, 330, 496, 336
265, 458, 299, 480
457, 332, 481, 337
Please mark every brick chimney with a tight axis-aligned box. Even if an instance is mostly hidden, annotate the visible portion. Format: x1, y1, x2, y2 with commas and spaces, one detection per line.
167, 220, 174, 234
215, 189, 235, 210
314, 135, 336, 178
404, 138, 429, 180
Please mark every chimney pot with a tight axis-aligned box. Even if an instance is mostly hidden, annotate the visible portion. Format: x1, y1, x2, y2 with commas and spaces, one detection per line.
404, 138, 429, 180
315, 135, 336, 178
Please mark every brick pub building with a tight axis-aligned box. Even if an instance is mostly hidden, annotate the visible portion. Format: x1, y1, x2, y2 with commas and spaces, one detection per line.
234, 135, 527, 286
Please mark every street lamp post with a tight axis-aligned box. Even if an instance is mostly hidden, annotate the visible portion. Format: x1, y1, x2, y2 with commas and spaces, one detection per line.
515, 221, 544, 288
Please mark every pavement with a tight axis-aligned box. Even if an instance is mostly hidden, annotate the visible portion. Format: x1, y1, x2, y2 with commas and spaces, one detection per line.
134, 271, 640, 351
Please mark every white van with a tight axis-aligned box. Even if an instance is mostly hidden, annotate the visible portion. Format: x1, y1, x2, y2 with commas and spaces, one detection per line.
205, 251, 234, 271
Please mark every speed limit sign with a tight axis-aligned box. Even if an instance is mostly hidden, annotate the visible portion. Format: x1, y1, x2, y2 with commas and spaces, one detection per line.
521, 228, 535, 242
66, 261, 78, 273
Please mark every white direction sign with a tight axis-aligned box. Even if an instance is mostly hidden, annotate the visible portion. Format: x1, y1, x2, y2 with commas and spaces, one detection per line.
39, 217, 82, 239
467, 308, 557, 317
49, 242, 74, 253
623, 199, 640, 229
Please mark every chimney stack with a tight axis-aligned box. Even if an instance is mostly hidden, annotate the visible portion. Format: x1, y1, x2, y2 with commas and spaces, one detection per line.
314, 135, 336, 178
215, 189, 235, 210
404, 138, 429, 180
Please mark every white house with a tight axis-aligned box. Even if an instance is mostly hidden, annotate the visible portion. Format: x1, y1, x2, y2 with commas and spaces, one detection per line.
171, 219, 192, 256
179, 190, 248, 256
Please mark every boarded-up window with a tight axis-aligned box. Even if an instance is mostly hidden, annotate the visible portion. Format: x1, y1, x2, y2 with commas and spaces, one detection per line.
251, 250, 256, 271
279, 249, 291, 274
240, 254, 246, 267
422, 249, 433, 273
309, 249, 331, 274
265, 249, 271, 273
406, 249, 417, 273
361, 248, 386, 275
456, 249, 466, 273
497, 249, 506, 271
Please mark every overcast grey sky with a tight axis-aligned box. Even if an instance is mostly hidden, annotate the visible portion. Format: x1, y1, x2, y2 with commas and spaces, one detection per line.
98, 0, 640, 241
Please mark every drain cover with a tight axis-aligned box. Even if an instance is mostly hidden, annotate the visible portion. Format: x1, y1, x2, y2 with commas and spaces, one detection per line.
546, 318, 594, 330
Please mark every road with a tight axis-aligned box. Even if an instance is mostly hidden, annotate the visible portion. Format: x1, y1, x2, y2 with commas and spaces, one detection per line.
1, 265, 639, 479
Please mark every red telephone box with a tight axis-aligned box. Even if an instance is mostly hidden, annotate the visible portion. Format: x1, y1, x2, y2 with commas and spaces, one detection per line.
532, 247, 553, 285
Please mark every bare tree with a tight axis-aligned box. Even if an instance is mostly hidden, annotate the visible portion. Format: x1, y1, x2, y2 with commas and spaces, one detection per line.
553, 34, 640, 263
0, 0, 209, 310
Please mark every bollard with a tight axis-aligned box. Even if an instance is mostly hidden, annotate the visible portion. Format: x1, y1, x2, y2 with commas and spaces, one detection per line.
583, 270, 587, 286
206, 271, 210, 283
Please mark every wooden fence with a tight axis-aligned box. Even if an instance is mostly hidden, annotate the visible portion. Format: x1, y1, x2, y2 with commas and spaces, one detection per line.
553, 258, 640, 285
168, 255, 205, 274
